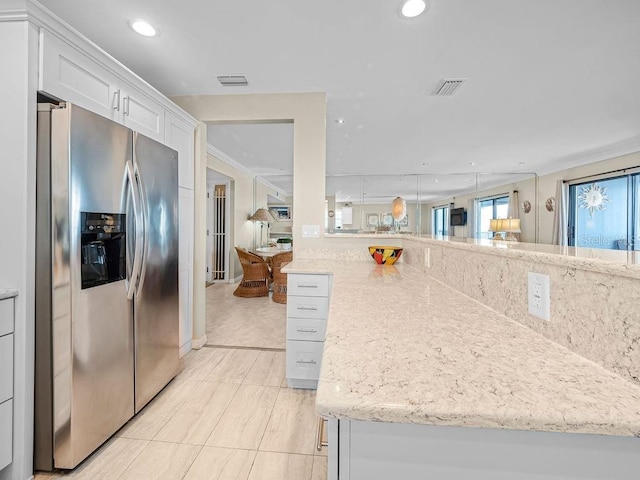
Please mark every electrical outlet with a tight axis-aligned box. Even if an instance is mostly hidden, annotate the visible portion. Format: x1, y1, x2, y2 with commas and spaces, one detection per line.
425, 248, 431, 268
528, 272, 550, 321
302, 224, 320, 238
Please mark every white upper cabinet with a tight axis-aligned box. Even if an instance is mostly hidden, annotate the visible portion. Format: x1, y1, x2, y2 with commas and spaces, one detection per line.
119, 85, 165, 142
165, 112, 195, 189
39, 29, 170, 144
39, 29, 120, 120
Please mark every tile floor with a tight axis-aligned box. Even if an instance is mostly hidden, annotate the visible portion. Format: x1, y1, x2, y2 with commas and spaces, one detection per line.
35, 281, 319, 479
205, 283, 286, 349
35, 347, 327, 480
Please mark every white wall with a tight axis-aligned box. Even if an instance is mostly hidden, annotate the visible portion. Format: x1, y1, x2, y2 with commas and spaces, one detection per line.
0, 18, 38, 480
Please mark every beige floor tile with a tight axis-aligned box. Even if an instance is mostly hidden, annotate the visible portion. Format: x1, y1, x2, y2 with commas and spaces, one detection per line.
118, 441, 201, 480
243, 351, 286, 387
34, 474, 60, 479
118, 379, 198, 440
183, 447, 256, 480
247, 452, 313, 480
206, 283, 286, 349
259, 388, 318, 455
311, 455, 328, 480
154, 381, 239, 444
64, 437, 149, 479
205, 348, 260, 384
206, 384, 279, 450
176, 347, 231, 381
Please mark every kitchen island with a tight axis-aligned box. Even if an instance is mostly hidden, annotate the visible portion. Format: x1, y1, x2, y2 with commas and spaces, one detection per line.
283, 259, 640, 480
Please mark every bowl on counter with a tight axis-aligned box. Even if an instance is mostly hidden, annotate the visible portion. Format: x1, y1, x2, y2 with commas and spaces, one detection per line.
368, 246, 403, 265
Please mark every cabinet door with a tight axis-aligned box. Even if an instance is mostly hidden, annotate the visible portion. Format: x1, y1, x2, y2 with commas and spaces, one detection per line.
40, 29, 120, 120
120, 86, 165, 143
178, 188, 194, 356
0, 399, 11, 471
0, 334, 12, 403
165, 112, 195, 189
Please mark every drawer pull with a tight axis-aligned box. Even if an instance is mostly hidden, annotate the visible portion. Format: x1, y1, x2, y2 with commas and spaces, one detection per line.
297, 284, 318, 288
316, 417, 328, 451
297, 359, 317, 365
297, 306, 318, 311
297, 328, 318, 333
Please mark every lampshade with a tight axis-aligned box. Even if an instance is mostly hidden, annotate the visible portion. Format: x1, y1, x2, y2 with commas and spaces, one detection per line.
489, 218, 501, 232
501, 218, 521, 233
248, 208, 274, 222
392, 196, 407, 221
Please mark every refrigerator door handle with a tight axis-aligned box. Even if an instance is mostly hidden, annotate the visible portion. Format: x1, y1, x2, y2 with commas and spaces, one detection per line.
133, 160, 149, 296
124, 161, 143, 300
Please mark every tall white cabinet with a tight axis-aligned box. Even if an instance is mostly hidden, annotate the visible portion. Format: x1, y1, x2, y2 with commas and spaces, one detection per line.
37, 26, 197, 356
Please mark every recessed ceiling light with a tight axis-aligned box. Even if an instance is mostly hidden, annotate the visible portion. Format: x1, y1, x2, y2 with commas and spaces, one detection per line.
400, 0, 428, 18
518, 161, 526, 165
421, 162, 429, 166
335, 118, 345, 125
130, 20, 157, 37
469, 162, 475, 166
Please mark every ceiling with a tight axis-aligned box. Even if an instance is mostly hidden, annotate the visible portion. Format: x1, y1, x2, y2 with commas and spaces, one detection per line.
43, 0, 640, 199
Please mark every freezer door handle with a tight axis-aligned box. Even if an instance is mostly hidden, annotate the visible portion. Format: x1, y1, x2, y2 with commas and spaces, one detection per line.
133, 159, 148, 296
124, 161, 143, 300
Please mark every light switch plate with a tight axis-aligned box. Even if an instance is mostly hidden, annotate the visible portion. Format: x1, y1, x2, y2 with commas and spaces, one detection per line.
528, 272, 550, 321
302, 225, 320, 238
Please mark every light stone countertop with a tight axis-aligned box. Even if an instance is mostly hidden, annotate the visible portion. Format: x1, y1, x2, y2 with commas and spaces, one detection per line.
283, 259, 640, 437
0, 289, 18, 300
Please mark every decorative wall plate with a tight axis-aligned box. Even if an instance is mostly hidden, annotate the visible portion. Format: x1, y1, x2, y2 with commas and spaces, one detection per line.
545, 197, 555, 212
522, 200, 531, 214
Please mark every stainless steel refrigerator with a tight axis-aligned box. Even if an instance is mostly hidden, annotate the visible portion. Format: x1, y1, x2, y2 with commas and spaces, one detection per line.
35, 103, 179, 470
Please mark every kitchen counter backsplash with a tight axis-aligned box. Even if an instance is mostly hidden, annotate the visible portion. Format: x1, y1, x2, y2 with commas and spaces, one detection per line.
401, 236, 640, 387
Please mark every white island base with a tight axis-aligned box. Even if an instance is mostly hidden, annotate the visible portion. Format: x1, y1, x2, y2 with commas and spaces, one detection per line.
328, 419, 640, 480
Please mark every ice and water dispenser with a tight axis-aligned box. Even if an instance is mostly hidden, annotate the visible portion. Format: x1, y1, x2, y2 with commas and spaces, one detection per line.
80, 212, 126, 289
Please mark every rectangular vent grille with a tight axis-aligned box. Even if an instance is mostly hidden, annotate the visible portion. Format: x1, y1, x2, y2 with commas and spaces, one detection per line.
432, 78, 467, 96
217, 75, 248, 86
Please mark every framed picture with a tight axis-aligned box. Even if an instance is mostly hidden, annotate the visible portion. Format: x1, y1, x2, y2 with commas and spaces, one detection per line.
381, 213, 393, 227
269, 206, 291, 220
399, 214, 409, 227
366, 213, 380, 227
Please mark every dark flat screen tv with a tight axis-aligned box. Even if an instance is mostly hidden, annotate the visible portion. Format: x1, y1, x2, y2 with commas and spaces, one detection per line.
450, 207, 467, 226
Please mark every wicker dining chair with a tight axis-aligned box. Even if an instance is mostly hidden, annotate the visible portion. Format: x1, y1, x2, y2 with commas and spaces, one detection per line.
271, 250, 293, 304
233, 247, 272, 298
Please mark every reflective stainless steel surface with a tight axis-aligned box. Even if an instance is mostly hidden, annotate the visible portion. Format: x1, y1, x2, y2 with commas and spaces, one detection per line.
133, 133, 179, 412
35, 104, 135, 470
35, 103, 179, 470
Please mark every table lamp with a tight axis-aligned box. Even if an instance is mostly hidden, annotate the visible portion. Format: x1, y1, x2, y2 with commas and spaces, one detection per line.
501, 218, 521, 242
249, 208, 275, 247
488, 219, 504, 240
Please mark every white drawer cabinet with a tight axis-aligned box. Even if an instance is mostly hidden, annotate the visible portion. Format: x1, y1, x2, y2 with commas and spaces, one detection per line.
287, 318, 327, 342
0, 296, 15, 472
0, 335, 13, 404
286, 273, 332, 389
287, 296, 329, 319
0, 298, 13, 337
0, 399, 12, 471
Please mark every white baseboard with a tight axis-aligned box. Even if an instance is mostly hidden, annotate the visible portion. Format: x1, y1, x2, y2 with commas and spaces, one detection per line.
179, 340, 192, 358
191, 334, 207, 349
232, 274, 243, 284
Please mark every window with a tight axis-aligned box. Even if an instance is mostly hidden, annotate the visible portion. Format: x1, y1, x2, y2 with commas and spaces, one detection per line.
476, 195, 509, 239
568, 173, 639, 250
432, 206, 449, 235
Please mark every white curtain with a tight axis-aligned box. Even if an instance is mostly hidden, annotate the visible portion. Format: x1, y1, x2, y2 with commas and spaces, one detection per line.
508, 190, 520, 218
466, 199, 476, 238
552, 180, 569, 246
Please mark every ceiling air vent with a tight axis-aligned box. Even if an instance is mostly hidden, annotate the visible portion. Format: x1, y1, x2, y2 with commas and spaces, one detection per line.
217, 75, 248, 86
431, 78, 467, 96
